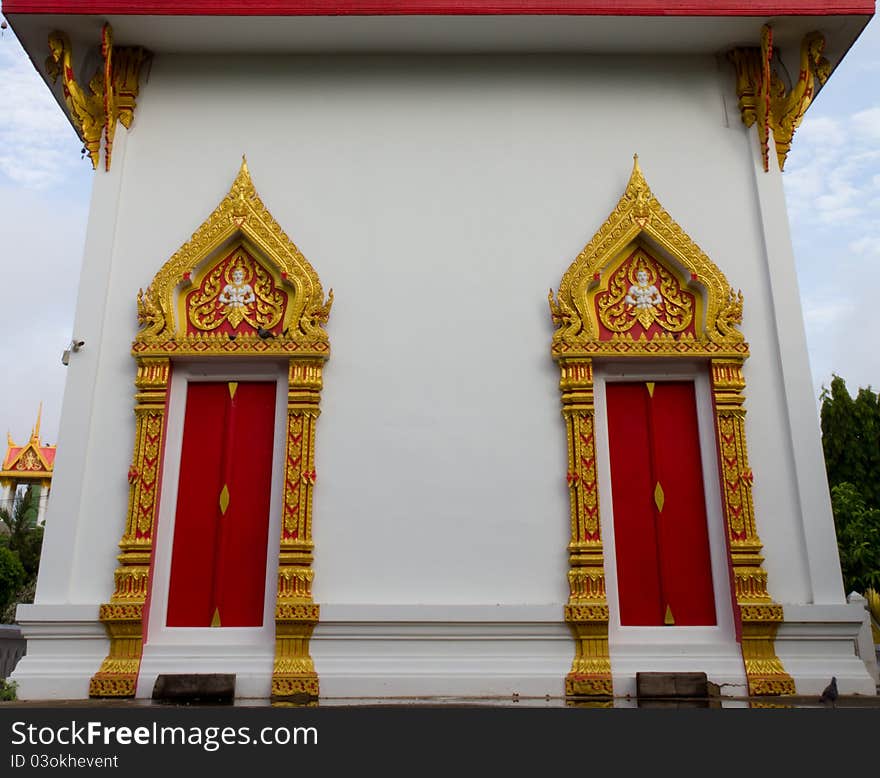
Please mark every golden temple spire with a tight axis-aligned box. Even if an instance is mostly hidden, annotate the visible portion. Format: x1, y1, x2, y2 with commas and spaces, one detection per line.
31, 402, 43, 444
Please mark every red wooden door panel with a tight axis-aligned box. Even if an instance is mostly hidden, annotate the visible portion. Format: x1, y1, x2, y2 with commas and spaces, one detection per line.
166, 381, 276, 628
606, 381, 716, 627
166, 383, 227, 627
213, 382, 276, 627
606, 383, 663, 626
650, 382, 716, 626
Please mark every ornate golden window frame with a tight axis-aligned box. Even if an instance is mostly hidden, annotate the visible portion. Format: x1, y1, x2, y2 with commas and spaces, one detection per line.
549, 157, 795, 700
89, 160, 332, 701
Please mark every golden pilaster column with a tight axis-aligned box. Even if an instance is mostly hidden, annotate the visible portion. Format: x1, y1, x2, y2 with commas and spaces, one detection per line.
90, 357, 170, 697
270, 358, 323, 702
711, 359, 795, 696
560, 359, 613, 699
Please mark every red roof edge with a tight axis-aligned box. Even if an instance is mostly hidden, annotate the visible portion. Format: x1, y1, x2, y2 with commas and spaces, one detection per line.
2, 1, 876, 16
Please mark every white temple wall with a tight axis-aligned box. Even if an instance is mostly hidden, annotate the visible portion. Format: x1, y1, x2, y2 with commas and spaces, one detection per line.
37, 51, 837, 623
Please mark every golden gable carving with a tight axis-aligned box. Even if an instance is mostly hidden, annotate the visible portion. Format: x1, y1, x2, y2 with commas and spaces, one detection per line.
135, 158, 332, 359
549, 156, 745, 360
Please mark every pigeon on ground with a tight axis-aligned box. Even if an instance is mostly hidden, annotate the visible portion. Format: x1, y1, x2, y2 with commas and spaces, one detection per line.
819, 677, 838, 705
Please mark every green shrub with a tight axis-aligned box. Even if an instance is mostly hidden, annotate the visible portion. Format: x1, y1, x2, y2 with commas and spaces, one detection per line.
0, 547, 26, 617
0, 679, 18, 701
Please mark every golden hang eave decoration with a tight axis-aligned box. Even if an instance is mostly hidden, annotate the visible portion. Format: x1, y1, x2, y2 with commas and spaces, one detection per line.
549, 155, 746, 359
46, 24, 150, 171
135, 157, 333, 360
728, 26, 830, 172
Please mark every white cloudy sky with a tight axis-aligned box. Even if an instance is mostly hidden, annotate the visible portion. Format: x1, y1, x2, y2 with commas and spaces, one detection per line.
784, 16, 880, 405
0, 11, 877, 445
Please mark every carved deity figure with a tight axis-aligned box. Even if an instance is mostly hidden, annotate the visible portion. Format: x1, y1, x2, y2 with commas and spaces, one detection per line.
625, 268, 663, 310
219, 266, 256, 308
218, 265, 255, 327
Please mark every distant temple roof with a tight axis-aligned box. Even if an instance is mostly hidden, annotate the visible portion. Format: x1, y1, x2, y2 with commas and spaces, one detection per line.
0, 405, 56, 483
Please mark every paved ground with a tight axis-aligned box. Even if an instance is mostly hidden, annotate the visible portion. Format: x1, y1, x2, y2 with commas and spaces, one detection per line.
1, 693, 879, 708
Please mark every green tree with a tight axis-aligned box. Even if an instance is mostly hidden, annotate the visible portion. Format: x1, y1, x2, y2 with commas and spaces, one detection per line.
0, 485, 44, 579
820, 375, 880, 508
0, 546, 26, 616
820, 375, 880, 593
829, 483, 880, 593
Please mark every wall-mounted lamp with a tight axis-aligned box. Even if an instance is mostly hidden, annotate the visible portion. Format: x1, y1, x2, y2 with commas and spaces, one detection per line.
61, 339, 85, 366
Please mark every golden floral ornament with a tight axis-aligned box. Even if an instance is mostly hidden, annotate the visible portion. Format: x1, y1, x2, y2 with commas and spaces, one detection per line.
134, 157, 332, 359
18, 449, 42, 472
596, 248, 695, 335
185, 247, 286, 333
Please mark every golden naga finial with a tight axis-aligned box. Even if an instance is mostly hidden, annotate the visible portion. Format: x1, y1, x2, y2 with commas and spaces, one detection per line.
305, 288, 334, 332
136, 286, 164, 338
548, 288, 571, 329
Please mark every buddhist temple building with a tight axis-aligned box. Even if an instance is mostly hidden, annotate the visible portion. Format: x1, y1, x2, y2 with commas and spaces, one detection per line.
1, 407, 55, 526
4, 1, 877, 704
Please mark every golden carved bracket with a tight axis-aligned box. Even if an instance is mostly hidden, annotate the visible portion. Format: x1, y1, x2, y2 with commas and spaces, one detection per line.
550, 157, 792, 700
728, 25, 830, 171
91, 161, 330, 701
46, 24, 150, 171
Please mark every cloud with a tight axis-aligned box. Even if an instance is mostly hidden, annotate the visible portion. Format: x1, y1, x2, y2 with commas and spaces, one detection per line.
784, 114, 880, 231
802, 298, 848, 329
0, 28, 85, 188
849, 236, 880, 256
852, 107, 880, 140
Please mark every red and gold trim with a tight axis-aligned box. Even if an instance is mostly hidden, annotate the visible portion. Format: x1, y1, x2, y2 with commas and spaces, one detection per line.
89, 358, 170, 697
271, 359, 324, 701
711, 360, 795, 695
8, 1, 874, 16
561, 358, 614, 697
1, 406, 56, 488
550, 156, 792, 699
